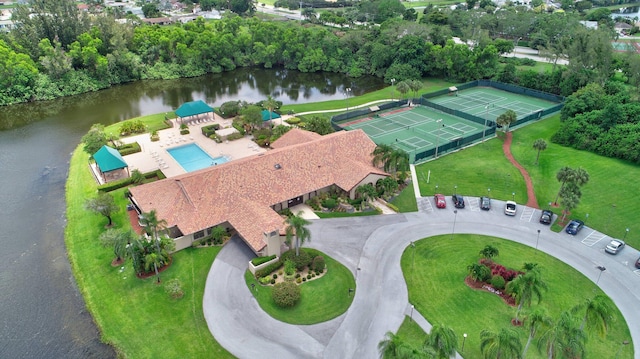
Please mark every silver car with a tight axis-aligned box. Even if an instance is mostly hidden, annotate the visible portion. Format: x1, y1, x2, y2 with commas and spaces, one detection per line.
605, 239, 625, 255
504, 201, 517, 216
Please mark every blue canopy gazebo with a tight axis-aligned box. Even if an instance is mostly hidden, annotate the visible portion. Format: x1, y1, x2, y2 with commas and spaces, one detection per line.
92, 145, 129, 183
261, 110, 281, 122
175, 100, 214, 124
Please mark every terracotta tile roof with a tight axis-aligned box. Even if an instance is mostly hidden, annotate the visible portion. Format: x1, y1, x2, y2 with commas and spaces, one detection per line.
129, 129, 387, 253
270, 128, 322, 149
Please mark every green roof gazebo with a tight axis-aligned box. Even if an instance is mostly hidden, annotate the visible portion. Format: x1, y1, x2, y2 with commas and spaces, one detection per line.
261, 110, 281, 122
175, 100, 214, 124
92, 145, 129, 184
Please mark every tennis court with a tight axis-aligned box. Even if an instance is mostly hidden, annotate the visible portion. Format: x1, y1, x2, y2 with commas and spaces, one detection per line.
344, 106, 485, 157
429, 87, 557, 120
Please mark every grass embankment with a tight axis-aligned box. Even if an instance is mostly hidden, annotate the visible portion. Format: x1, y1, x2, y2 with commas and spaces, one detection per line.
244, 249, 356, 325
281, 78, 455, 115
414, 114, 640, 247
390, 185, 419, 213
400, 235, 633, 359
104, 112, 173, 138
66, 144, 232, 357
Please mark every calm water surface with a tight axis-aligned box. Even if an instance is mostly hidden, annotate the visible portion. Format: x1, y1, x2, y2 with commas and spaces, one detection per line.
0, 68, 383, 358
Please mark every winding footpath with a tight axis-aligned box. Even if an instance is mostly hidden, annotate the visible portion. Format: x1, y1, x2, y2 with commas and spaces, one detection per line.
503, 131, 539, 209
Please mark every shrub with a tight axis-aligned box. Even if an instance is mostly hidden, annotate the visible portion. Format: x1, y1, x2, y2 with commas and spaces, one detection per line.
150, 131, 160, 142
118, 142, 141, 156
164, 279, 184, 299
254, 259, 283, 279
251, 254, 277, 266
296, 277, 302, 284
491, 275, 506, 290
281, 249, 311, 271
180, 129, 190, 135
284, 259, 296, 276
226, 132, 244, 141
272, 282, 301, 308
295, 273, 300, 278
307, 274, 312, 279
130, 169, 144, 185
97, 169, 165, 192
502, 269, 519, 282
201, 124, 219, 137
302, 277, 307, 282
270, 279, 276, 285
311, 256, 325, 272
321, 198, 337, 209
285, 117, 301, 125
272, 273, 278, 279
120, 120, 146, 136
219, 101, 241, 117
259, 276, 272, 285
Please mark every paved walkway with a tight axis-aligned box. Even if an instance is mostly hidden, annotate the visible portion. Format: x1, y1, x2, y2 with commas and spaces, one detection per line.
203, 202, 640, 358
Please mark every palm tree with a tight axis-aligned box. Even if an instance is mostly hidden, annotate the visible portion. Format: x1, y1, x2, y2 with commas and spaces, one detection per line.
210, 225, 228, 244
480, 328, 522, 359
537, 310, 586, 359
140, 209, 168, 253
467, 262, 491, 282
532, 139, 547, 165
263, 95, 278, 124
372, 144, 395, 171
522, 307, 552, 358
507, 268, 548, 324
285, 211, 311, 256
396, 81, 410, 100
553, 166, 573, 205
378, 331, 405, 358
572, 294, 613, 338
572, 167, 590, 187
479, 245, 499, 261
144, 252, 164, 283
559, 188, 580, 223
357, 183, 378, 207
408, 80, 423, 101
496, 109, 517, 132
125, 236, 143, 274
424, 324, 458, 359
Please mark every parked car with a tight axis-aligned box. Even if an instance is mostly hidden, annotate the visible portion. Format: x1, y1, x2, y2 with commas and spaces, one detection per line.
452, 194, 465, 208
565, 220, 584, 235
480, 196, 491, 210
635, 257, 640, 269
539, 209, 553, 225
504, 201, 517, 216
605, 239, 625, 254
434, 194, 446, 208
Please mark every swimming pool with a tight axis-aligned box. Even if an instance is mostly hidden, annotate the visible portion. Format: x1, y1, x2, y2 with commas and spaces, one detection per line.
167, 143, 228, 172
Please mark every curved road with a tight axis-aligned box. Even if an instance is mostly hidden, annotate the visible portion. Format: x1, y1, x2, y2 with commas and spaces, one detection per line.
204, 199, 640, 358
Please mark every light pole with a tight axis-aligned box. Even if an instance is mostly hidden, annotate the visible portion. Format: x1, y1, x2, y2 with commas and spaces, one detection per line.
624, 228, 629, 241
434, 119, 443, 158
345, 87, 352, 111
512, 192, 515, 201
487, 188, 491, 197
451, 209, 458, 240
536, 229, 541, 251
410, 304, 414, 322
482, 105, 489, 142
462, 333, 467, 353
585, 213, 589, 225
454, 185, 457, 195
596, 265, 606, 285
390, 78, 396, 100
435, 185, 439, 193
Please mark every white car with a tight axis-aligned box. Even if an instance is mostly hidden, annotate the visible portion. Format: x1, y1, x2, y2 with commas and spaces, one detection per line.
605, 239, 625, 255
504, 201, 517, 216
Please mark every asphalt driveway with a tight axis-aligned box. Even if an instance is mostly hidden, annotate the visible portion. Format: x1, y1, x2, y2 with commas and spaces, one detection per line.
203, 199, 640, 358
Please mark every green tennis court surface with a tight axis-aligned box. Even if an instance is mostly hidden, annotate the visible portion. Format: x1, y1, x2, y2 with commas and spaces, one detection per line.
344, 106, 485, 156
429, 87, 557, 120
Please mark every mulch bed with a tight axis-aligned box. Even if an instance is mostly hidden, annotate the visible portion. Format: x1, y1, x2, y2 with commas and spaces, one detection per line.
464, 276, 516, 307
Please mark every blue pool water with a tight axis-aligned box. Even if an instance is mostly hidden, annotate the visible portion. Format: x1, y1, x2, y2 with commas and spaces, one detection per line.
167, 143, 228, 172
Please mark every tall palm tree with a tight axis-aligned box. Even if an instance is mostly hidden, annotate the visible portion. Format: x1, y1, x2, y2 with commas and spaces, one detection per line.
424, 324, 458, 359
125, 236, 143, 274
285, 211, 311, 256
537, 310, 586, 359
496, 110, 517, 132
357, 183, 377, 207
572, 294, 613, 338
396, 81, 410, 100
378, 331, 405, 358
532, 139, 547, 165
263, 95, 278, 124
507, 268, 548, 324
144, 252, 164, 283
140, 209, 167, 252
480, 328, 522, 359
372, 144, 394, 170
522, 307, 552, 358
553, 166, 573, 205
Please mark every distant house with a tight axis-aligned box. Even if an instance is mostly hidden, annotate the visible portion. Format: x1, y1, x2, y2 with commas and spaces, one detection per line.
128, 129, 389, 256
142, 17, 174, 25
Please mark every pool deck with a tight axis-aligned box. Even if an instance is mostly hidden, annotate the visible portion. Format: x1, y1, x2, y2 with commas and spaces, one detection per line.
120, 113, 268, 178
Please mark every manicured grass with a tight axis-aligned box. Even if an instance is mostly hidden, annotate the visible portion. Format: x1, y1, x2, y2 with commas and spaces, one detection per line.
414, 114, 640, 248
281, 79, 455, 115
66, 146, 232, 358
104, 112, 173, 138
509, 116, 640, 245
244, 249, 355, 324
401, 234, 633, 359
414, 133, 528, 204
396, 317, 428, 349
315, 209, 380, 218
390, 184, 419, 213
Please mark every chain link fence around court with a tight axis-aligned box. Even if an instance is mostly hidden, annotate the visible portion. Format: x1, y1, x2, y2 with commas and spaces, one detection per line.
330, 81, 564, 164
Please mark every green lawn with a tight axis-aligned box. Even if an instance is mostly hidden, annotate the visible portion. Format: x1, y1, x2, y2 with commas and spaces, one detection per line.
66, 147, 233, 358
281, 78, 455, 115
104, 112, 173, 138
243, 249, 355, 324
390, 184, 419, 213
414, 114, 640, 248
315, 209, 380, 218
401, 234, 633, 359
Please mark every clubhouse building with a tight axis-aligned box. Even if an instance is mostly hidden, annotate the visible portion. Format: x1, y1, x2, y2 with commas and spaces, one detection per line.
128, 129, 389, 256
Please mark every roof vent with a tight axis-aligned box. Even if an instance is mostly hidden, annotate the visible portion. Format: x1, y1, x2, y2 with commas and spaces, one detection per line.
274, 164, 282, 170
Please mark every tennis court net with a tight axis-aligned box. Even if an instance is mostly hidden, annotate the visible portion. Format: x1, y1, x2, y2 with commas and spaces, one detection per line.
383, 116, 411, 129
456, 93, 491, 107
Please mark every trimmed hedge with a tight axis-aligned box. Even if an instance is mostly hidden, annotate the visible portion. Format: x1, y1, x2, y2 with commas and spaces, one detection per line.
97, 169, 166, 192
251, 254, 277, 266
254, 259, 283, 279
280, 249, 312, 271
201, 124, 220, 138
118, 142, 141, 156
